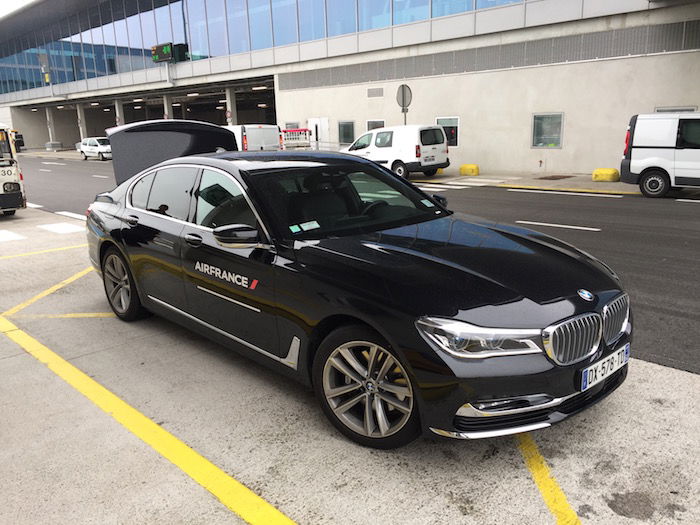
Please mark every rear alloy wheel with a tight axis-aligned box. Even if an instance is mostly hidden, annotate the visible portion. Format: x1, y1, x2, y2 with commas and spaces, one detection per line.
102, 248, 148, 321
313, 325, 420, 449
639, 170, 670, 198
392, 161, 408, 179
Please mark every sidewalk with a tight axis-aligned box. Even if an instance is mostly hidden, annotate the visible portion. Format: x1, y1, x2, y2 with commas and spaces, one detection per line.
18, 149, 83, 161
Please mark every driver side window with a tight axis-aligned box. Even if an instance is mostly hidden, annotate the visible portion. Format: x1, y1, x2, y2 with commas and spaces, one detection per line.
351, 133, 373, 151
195, 169, 257, 229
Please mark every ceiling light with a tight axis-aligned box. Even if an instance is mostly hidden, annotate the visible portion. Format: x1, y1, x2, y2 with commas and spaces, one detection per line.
56, 105, 64, 109
133, 98, 143, 102
252, 86, 268, 91
103, 108, 110, 112
216, 106, 224, 110
257, 103, 268, 108
31, 108, 38, 112
91, 102, 99, 106
186, 108, 191, 112
134, 106, 142, 109
186, 92, 199, 97
173, 103, 181, 107
218, 99, 226, 103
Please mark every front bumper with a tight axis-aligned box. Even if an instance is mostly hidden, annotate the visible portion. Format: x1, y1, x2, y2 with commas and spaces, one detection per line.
430, 365, 627, 439
0, 191, 25, 211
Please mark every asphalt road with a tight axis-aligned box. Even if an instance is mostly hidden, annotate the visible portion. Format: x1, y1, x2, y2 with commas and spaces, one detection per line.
17, 155, 700, 374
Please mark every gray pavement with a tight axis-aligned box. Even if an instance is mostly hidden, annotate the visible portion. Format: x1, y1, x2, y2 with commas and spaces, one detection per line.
1, 208, 699, 524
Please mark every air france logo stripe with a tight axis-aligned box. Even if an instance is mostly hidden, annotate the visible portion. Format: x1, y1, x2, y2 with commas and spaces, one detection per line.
194, 261, 257, 289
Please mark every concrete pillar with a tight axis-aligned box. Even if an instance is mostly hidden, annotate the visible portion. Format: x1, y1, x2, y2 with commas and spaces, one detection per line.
44, 106, 61, 150
163, 94, 173, 120
225, 87, 238, 126
114, 99, 125, 126
76, 104, 87, 140
181, 104, 187, 119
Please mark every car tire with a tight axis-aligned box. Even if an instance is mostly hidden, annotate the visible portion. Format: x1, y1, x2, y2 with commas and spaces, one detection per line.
101, 247, 149, 322
424, 169, 438, 177
312, 324, 421, 449
98, 152, 105, 161
639, 170, 670, 198
81, 152, 87, 160
3, 210, 16, 216
391, 161, 408, 179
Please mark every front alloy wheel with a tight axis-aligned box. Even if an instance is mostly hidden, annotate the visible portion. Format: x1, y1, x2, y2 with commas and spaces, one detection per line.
314, 326, 420, 448
101, 248, 148, 321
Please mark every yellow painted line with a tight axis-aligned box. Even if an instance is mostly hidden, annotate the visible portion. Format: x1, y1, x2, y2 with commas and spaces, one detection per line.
2, 267, 93, 316
516, 433, 581, 525
9, 312, 116, 319
0, 243, 88, 260
497, 183, 640, 196
0, 314, 295, 524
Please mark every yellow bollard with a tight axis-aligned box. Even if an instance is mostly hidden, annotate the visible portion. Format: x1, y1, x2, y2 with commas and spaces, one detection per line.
592, 168, 620, 182
460, 164, 480, 176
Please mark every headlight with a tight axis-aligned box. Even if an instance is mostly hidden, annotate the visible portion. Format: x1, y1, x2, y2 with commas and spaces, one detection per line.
415, 317, 543, 359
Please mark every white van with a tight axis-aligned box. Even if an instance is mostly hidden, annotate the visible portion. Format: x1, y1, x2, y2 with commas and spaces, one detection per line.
79, 137, 112, 160
344, 125, 450, 178
223, 124, 284, 152
0, 124, 26, 216
621, 113, 700, 197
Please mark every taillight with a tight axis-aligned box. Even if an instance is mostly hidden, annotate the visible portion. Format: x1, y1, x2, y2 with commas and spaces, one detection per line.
19, 171, 24, 180
243, 134, 248, 151
623, 130, 630, 156
445, 144, 449, 154
416, 145, 421, 158
279, 133, 284, 150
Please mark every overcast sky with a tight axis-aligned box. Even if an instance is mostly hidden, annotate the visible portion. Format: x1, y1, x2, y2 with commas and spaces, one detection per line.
0, 0, 38, 20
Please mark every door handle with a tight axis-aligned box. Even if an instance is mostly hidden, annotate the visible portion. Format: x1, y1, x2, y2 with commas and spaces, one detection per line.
185, 233, 203, 247
125, 215, 139, 226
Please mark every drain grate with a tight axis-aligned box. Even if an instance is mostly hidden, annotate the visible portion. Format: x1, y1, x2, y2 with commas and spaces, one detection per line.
537, 175, 574, 180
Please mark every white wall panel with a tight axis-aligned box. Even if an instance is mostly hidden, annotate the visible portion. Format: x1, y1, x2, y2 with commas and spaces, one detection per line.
327, 35, 358, 57
299, 40, 327, 61
274, 44, 300, 65
476, 4, 525, 34
526, 0, 583, 27
583, 0, 651, 19
431, 13, 476, 42
392, 21, 431, 48
358, 29, 392, 53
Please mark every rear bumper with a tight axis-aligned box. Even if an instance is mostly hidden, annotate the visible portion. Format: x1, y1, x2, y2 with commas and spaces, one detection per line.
0, 191, 25, 211
620, 159, 638, 184
406, 160, 450, 173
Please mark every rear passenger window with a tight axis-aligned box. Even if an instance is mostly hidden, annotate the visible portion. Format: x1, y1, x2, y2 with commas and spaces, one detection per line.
375, 131, 393, 148
679, 120, 700, 148
195, 169, 257, 228
146, 167, 198, 221
130, 172, 155, 210
420, 128, 444, 146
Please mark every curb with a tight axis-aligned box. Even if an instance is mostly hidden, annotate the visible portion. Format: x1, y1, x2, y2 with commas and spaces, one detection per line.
496, 183, 641, 196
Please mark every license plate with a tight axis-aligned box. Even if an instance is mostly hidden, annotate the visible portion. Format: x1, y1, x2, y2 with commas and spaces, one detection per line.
580, 343, 630, 392
424, 156, 435, 162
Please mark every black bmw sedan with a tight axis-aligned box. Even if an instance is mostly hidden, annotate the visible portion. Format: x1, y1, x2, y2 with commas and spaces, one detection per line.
88, 138, 630, 449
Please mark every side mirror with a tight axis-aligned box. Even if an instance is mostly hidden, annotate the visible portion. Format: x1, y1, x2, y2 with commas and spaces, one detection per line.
213, 224, 260, 246
432, 194, 448, 208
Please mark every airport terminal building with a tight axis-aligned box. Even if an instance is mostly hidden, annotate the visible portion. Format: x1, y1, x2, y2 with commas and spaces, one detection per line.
0, 0, 698, 173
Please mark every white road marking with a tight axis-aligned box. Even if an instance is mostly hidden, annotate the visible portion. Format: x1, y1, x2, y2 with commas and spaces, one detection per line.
416, 183, 465, 190
54, 211, 88, 222
39, 168, 52, 172
26, 202, 43, 208
508, 189, 623, 199
516, 220, 601, 232
0, 230, 27, 242
37, 222, 85, 234
92, 175, 109, 179
41, 161, 67, 166
676, 199, 700, 203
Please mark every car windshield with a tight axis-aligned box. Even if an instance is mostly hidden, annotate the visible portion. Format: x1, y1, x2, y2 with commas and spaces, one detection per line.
96, 138, 110, 146
246, 164, 450, 240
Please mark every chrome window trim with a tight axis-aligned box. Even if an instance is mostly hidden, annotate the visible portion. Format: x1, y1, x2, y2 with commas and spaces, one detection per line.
147, 295, 298, 370
196, 285, 261, 313
125, 163, 273, 242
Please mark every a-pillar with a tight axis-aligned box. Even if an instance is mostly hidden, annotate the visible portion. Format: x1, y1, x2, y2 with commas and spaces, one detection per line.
114, 99, 125, 126
225, 87, 238, 125
45, 106, 61, 150
163, 94, 173, 119
76, 103, 87, 140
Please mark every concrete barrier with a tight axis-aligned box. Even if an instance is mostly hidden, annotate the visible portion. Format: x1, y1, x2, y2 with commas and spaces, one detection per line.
592, 168, 620, 182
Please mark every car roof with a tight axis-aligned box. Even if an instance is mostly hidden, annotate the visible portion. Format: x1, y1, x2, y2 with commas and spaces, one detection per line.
636, 113, 700, 119
363, 125, 443, 133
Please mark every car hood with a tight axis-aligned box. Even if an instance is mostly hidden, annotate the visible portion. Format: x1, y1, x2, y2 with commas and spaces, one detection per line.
294, 214, 621, 327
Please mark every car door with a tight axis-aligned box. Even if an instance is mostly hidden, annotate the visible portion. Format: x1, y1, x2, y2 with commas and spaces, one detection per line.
180, 167, 279, 356
675, 119, 700, 185
121, 165, 199, 309
348, 133, 374, 159
373, 131, 394, 168
88, 138, 99, 157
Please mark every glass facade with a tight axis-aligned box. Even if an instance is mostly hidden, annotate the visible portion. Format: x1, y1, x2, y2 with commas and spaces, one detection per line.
0, 0, 529, 95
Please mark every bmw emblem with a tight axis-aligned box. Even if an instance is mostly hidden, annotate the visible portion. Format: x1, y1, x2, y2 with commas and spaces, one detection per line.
577, 289, 595, 302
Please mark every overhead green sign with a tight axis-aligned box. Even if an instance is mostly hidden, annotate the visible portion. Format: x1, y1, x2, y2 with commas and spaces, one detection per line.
151, 43, 173, 63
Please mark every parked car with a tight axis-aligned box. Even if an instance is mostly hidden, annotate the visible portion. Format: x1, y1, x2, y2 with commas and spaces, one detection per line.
87, 120, 631, 449
79, 137, 112, 161
621, 113, 700, 197
223, 124, 283, 152
343, 125, 450, 178
0, 124, 26, 216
